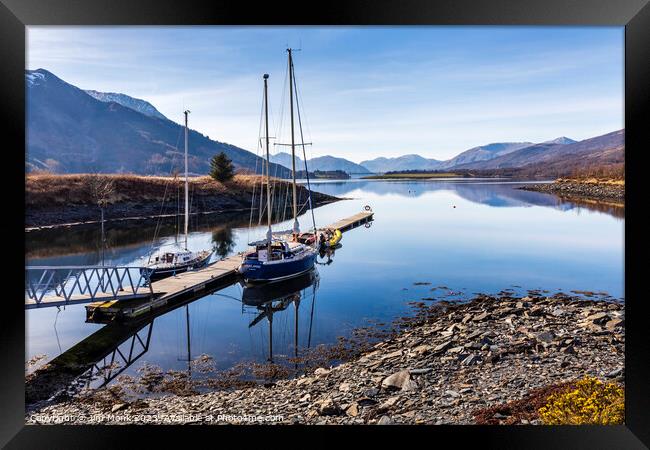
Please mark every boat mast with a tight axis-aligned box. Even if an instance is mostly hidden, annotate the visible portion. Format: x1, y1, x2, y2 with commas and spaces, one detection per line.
183, 110, 190, 250
288, 48, 299, 240
263, 74, 272, 250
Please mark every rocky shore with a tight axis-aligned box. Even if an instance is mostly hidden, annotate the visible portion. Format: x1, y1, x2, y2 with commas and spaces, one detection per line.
27, 294, 624, 425
519, 179, 624, 202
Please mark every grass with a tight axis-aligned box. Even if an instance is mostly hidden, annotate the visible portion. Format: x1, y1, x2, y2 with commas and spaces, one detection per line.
25, 173, 292, 207
362, 172, 464, 180
557, 177, 625, 186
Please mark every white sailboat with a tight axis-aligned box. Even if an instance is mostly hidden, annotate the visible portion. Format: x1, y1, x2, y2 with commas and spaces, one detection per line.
142, 110, 212, 280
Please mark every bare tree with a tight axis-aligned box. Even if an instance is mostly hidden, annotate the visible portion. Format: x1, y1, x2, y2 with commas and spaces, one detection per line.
83, 173, 116, 265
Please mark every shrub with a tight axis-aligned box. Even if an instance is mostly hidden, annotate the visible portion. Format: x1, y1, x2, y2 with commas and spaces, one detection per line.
210, 151, 235, 182
538, 376, 624, 425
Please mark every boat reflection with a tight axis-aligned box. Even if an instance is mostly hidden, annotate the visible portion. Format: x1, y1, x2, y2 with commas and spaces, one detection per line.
241, 269, 320, 364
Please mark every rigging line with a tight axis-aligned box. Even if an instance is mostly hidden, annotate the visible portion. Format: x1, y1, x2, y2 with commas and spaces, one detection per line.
292, 63, 314, 160
292, 61, 317, 233
147, 124, 184, 260
249, 86, 266, 240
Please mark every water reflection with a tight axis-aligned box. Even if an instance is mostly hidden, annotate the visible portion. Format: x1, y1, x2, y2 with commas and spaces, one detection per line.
26, 179, 624, 403
310, 179, 624, 219
241, 269, 320, 364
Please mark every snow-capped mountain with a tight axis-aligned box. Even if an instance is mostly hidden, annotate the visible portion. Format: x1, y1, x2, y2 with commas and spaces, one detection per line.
85, 90, 168, 121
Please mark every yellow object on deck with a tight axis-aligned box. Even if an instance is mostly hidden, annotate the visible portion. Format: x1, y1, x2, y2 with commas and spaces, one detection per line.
88, 300, 119, 309
329, 229, 342, 247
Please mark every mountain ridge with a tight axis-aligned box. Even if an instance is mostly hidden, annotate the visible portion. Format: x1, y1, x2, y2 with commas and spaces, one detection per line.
26, 69, 291, 178
85, 89, 168, 121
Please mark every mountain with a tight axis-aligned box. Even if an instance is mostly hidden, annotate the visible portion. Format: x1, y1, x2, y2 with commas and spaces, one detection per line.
270, 152, 371, 174
85, 90, 168, 121
270, 152, 304, 170
26, 69, 291, 177
360, 154, 443, 173
360, 138, 577, 173
543, 136, 577, 145
449, 130, 624, 173
437, 142, 534, 169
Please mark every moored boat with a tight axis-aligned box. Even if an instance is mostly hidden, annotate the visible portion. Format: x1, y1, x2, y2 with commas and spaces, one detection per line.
142, 110, 213, 280
239, 50, 318, 283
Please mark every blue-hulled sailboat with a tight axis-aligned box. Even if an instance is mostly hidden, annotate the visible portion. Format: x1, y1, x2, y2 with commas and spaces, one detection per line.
238, 50, 318, 283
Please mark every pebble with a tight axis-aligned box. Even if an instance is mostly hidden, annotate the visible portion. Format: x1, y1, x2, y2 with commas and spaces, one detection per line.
27, 294, 624, 425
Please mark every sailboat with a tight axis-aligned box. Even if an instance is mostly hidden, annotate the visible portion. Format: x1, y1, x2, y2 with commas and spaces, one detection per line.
142, 110, 212, 280
238, 50, 318, 283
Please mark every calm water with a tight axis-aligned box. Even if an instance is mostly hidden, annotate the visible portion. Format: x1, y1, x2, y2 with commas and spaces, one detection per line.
25, 179, 624, 386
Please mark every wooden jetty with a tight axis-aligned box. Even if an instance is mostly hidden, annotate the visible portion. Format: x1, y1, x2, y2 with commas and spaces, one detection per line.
83, 210, 373, 321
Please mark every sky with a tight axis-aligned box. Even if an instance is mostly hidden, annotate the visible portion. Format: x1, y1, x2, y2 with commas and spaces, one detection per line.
27, 26, 624, 163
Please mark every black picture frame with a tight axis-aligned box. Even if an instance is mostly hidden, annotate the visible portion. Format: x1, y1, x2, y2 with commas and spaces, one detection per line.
1, 0, 648, 447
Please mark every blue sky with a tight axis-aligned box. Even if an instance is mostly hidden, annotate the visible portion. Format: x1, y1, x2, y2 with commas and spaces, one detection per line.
27, 26, 624, 162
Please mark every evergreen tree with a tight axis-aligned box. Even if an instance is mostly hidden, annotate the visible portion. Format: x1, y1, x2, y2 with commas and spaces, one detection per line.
210, 151, 234, 182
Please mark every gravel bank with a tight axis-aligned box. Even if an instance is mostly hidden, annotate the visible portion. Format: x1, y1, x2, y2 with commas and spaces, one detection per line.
26, 294, 624, 425
519, 180, 624, 202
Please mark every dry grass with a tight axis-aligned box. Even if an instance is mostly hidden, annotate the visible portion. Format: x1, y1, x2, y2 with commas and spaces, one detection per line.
25, 173, 288, 208
557, 177, 625, 186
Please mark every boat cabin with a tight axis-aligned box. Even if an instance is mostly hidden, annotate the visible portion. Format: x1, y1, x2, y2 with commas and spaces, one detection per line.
152, 251, 194, 265
247, 241, 293, 262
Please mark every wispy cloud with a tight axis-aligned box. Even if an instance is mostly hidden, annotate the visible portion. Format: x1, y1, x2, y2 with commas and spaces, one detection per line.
27, 26, 624, 162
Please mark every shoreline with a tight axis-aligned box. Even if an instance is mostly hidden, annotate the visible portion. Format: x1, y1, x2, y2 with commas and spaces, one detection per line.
518, 179, 624, 203
25, 174, 340, 229
26, 293, 624, 425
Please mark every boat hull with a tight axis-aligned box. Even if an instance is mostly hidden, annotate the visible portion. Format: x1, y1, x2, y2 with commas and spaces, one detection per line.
239, 250, 317, 283
141, 252, 212, 281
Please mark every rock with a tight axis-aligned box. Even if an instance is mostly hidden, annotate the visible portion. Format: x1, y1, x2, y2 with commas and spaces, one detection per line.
535, 331, 555, 343
605, 318, 624, 329
296, 377, 315, 386
381, 350, 403, 360
444, 390, 460, 398
364, 388, 379, 397
339, 382, 351, 392
381, 370, 411, 390
409, 368, 432, 375
378, 396, 401, 411
433, 341, 451, 353
400, 378, 419, 392
345, 402, 359, 417
473, 312, 489, 322
318, 398, 342, 416
314, 368, 330, 376
606, 367, 623, 378
357, 397, 378, 407
461, 354, 481, 366
413, 345, 434, 355
448, 346, 464, 354
586, 312, 610, 325
377, 415, 393, 425
300, 394, 311, 402
111, 403, 128, 413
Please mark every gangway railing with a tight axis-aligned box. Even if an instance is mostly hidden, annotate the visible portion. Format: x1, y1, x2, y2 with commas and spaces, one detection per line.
25, 266, 155, 308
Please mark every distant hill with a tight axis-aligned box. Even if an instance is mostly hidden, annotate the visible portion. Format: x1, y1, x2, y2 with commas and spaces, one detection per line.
26, 69, 291, 177
437, 142, 534, 169
85, 90, 169, 121
543, 137, 577, 145
360, 154, 442, 173
270, 152, 370, 174
360, 136, 587, 173
450, 130, 623, 172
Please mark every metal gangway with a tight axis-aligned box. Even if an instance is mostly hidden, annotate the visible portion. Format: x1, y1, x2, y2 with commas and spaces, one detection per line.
25, 265, 155, 309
